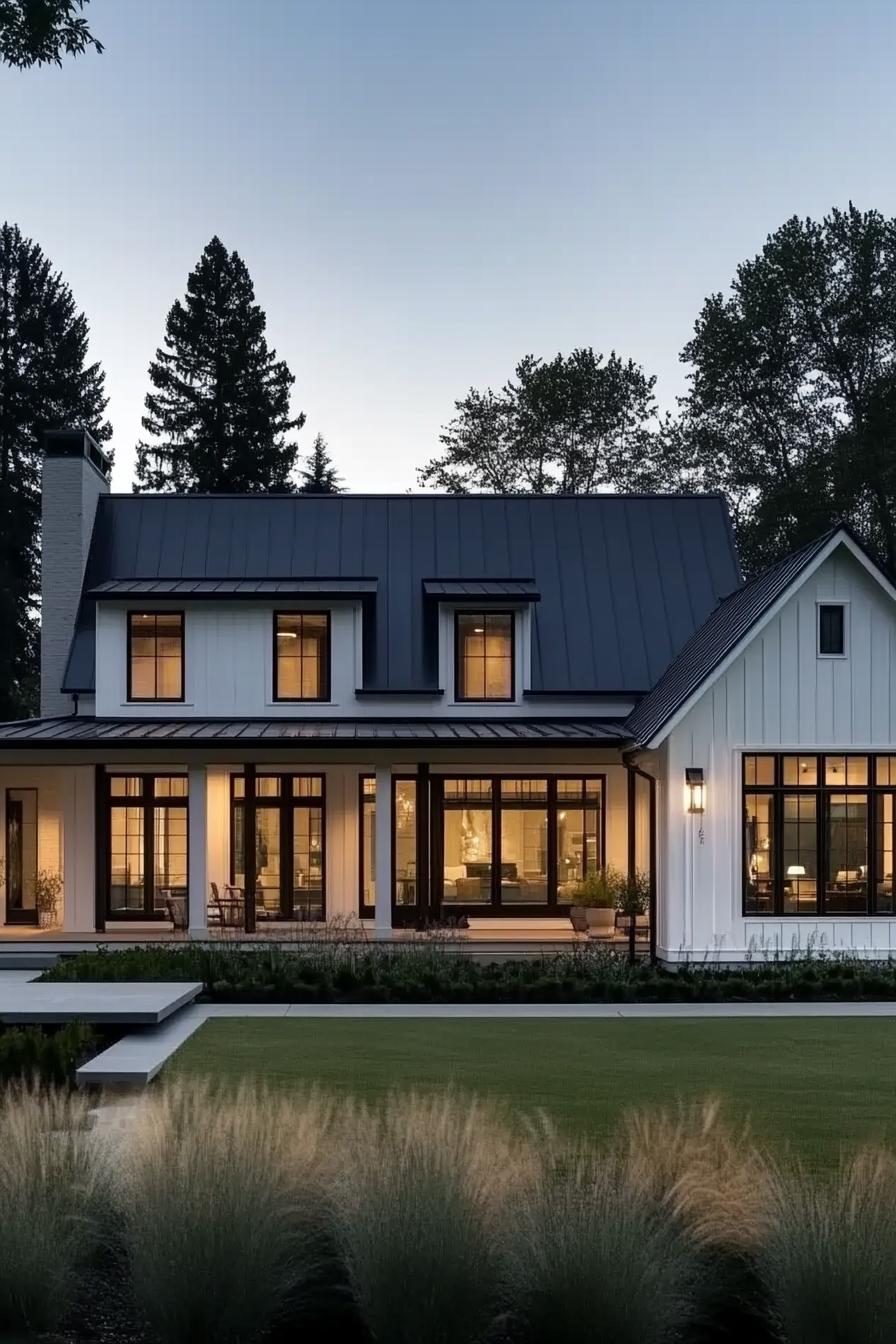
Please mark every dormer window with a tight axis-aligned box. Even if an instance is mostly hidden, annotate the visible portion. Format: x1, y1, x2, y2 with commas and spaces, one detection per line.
818, 603, 846, 657
455, 611, 514, 702
274, 613, 330, 701
127, 612, 184, 702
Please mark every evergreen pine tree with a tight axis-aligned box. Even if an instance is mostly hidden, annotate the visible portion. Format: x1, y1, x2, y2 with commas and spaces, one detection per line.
0, 221, 110, 719
297, 434, 344, 494
135, 237, 304, 493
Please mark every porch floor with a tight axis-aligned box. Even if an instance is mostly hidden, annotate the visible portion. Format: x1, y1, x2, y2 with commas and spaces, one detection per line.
0, 921, 649, 962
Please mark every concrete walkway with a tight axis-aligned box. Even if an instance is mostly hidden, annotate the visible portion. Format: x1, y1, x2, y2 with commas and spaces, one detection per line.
75, 998, 896, 1086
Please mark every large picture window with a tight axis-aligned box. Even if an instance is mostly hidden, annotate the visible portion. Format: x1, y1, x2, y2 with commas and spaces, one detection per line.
455, 612, 514, 701
743, 754, 896, 916
106, 774, 188, 919
127, 612, 184, 701
274, 613, 330, 701
439, 775, 603, 913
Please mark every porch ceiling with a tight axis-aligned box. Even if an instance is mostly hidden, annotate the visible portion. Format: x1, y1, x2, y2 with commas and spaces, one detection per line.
0, 716, 633, 747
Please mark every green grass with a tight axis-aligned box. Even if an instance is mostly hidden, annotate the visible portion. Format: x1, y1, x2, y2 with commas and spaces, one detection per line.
166, 1017, 896, 1169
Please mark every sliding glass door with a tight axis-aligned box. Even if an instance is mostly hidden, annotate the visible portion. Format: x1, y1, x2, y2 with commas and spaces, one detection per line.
231, 775, 325, 922
106, 775, 188, 919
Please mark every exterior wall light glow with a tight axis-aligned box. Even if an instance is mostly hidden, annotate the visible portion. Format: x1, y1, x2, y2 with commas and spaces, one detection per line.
685, 767, 705, 814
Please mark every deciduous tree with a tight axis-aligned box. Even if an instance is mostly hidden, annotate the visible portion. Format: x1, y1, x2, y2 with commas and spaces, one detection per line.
0, 0, 102, 68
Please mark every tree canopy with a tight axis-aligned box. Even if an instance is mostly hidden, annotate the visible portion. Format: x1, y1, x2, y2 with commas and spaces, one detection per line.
677, 203, 896, 574
0, 221, 110, 718
298, 434, 343, 494
419, 349, 660, 494
0, 0, 102, 68
135, 237, 305, 493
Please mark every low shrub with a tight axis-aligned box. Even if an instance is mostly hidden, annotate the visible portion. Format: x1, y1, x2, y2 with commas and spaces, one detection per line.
41, 940, 896, 1005
118, 1080, 335, 1344
0, 1020, 99, 1087
0, 1084, 108, 1335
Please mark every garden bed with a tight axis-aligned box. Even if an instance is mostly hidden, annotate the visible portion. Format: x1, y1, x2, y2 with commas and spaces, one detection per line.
39, 941, 896, 1004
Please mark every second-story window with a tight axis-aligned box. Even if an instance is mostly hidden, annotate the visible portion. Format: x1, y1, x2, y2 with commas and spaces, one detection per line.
274, 613, 330, 701
127, 612, 184, 702
455, 611, 514, 701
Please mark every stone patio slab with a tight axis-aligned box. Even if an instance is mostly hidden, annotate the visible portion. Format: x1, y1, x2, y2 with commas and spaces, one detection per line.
0, 980, 203, 1025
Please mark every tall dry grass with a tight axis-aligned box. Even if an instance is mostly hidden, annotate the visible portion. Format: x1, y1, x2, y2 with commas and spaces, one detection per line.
332, 1092, 529, 1344
756, 1146, 896, 1344
0, 1083, 107, 1335
117, 1080, 336, 1344
501, 1138, 704, 1344
621, 1097, 773, 1251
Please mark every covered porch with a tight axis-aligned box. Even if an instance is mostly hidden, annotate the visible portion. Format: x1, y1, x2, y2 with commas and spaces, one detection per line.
0, 721, 657, 955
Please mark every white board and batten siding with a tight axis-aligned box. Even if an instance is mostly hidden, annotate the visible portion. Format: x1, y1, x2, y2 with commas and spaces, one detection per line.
661, 546, 896, 962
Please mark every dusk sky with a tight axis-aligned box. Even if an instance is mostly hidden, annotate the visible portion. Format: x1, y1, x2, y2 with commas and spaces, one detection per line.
2, 0, 895, 492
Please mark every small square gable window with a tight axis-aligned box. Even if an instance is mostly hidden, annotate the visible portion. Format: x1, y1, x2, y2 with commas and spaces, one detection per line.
818, 603, 846, 657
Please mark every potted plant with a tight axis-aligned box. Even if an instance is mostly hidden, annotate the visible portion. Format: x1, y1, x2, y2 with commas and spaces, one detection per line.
568, 868, 619, 931
616, 869, 651, 961
34, 869, 63, 930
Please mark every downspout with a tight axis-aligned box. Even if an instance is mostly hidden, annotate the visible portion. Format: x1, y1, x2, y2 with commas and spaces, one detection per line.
622, 746, 658, 965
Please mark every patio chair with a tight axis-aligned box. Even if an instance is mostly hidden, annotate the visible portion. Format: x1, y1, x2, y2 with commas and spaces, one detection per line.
164, 893, 188, 932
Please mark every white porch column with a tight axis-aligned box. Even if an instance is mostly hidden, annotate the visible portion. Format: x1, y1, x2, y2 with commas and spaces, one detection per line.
374, 765, 393, 933
188, 765, 208, 936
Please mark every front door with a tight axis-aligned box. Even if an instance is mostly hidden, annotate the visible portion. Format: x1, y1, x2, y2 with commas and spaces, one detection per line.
5, 789, 38, 926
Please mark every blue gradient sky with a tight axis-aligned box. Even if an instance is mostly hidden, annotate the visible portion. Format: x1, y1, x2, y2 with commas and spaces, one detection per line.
2, 0, 895, 490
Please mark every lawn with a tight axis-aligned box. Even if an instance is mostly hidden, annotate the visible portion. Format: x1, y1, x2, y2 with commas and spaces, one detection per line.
166, 1017, 896, 1168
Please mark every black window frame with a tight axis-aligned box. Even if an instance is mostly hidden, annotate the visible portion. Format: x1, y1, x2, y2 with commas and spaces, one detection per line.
433, 773, 606, 916
272, 611, 331, 703
126, 611, 185, 703
104, 772, 189, 921
818, 603, 846, 657
742, 753, 896, 917
230, 772, 326, 921
454, 610, 515, 703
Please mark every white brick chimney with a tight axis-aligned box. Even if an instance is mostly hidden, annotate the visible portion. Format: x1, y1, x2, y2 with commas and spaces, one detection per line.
40, 429, 111, 718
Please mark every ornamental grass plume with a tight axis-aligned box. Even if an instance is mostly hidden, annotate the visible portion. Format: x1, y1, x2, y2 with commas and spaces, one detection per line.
333, 1091, 527, 1344
119, 1079, 335, 1344
756, 1145, 896, 1344
0, 1083, 108, 1335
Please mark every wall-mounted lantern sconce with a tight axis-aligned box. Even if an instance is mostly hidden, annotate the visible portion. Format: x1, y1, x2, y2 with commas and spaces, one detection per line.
685, 767, 705, 814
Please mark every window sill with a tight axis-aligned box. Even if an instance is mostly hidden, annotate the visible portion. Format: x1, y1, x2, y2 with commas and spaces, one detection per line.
121, 702, 195, 709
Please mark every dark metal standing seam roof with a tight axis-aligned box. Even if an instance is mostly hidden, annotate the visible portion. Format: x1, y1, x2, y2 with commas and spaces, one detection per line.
625, 530, 840, 747
0, 717, 633, 746
63, 493, 741, 696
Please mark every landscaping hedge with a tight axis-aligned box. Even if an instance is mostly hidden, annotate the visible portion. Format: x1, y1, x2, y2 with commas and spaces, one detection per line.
38, 941, 896, 1004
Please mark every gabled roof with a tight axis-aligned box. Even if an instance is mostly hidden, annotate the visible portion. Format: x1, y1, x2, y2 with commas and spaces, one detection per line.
626, 527, 894, 748
63, 492, 740, 697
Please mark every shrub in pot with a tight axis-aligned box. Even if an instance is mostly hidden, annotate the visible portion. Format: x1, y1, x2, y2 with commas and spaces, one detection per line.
568, 869, 620, 931
34, 869, 63, 930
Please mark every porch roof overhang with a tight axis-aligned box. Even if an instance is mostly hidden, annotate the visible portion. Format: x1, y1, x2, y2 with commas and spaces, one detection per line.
0, 716, 633, 748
